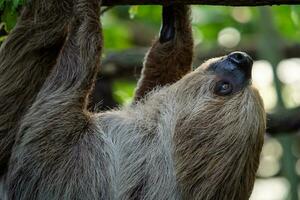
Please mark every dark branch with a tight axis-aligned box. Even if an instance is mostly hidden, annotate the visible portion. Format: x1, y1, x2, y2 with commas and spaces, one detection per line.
102, 0, 300, 6
267, 108, 300, 135
100, 44, 300, 78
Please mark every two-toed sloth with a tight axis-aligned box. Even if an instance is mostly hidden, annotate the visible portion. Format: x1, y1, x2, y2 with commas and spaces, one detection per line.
0, 0, 266, 199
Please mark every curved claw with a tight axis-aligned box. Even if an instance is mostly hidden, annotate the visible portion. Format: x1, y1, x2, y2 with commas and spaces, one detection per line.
159, 5, 176, 43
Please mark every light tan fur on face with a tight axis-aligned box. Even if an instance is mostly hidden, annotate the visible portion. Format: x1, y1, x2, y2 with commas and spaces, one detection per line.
164, 60, 266, 200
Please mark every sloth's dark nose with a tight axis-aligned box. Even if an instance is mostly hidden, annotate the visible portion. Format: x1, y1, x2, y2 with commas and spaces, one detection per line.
211, 51, 254, 94
227, 51, 253, 79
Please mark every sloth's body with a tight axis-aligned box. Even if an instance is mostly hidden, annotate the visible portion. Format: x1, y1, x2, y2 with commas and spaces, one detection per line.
0, 1, 265, 200
92, 60, 265, 199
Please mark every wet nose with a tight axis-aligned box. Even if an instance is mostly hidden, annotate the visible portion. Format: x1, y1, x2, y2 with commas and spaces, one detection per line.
227, 51, 253, 79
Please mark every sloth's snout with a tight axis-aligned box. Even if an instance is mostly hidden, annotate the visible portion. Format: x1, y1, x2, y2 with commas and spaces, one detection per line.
211, 51, 254, 95
227, 51, 253, 80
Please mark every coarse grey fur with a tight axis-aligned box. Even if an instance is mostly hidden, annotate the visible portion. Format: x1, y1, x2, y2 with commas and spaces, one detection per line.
0, 0, 266, 199
95, 89, 182, 199
0, 177, 6, 200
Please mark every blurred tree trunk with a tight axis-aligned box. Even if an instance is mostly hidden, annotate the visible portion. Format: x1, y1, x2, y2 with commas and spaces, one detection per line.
258, 7, 299, 200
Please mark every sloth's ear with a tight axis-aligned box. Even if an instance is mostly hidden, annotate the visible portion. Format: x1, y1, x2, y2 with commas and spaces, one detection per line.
159, 5, 176, 43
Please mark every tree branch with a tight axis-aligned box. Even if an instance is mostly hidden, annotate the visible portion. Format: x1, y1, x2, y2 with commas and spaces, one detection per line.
102, 0, 300, 6
267, 108, 300, 135
100, 44, 300, 78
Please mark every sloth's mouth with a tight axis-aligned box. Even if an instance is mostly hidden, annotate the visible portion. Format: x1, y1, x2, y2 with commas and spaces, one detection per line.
210, 51, 253, 95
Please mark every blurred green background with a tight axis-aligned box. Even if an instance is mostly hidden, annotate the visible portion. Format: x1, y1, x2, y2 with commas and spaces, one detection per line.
2, 1, 300, 199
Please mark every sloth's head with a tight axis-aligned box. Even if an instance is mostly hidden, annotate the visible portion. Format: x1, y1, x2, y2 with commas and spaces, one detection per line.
170, 52, 266, 199
203, 51, 254, 96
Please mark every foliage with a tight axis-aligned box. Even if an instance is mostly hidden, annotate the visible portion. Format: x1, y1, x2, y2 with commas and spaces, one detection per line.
1, 3, 300, 104
113, 79, 136, 105
0, 0, 23, 31
0, 2, 300, 45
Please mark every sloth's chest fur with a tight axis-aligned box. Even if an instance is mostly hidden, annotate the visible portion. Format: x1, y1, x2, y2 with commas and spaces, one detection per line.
94, 111, 182, 199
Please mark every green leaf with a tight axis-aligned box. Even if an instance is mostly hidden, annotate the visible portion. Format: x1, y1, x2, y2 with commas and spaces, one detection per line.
102, 13, 132, 50
12, 0, 20, 8
0, 35, 7, 42
1, 5, 18, 31
0, 0, 5, 9
271, 6, 300, 41
113, 79, 136, 105
291, 6, 300, 28
129, 6, 139, 19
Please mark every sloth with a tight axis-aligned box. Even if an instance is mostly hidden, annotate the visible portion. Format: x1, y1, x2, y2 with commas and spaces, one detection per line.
0, 0, 266, 199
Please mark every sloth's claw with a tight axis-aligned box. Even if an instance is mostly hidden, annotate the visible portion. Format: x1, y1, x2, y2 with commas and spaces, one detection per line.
159, 5, 176, 43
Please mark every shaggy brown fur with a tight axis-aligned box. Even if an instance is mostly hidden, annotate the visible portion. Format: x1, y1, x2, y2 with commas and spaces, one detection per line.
134, 6, 193, 101
0, 0, 73, 176
0, 1, 266, 200
5, 0, 102, 199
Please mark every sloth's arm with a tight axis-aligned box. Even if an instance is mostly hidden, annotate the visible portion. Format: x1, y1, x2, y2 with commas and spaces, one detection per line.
0, 0, 72, 175
134, 5, 194, 101
7, 1, 104, 199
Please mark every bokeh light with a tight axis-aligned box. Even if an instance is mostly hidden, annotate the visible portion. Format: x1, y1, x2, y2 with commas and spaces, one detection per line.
218, 27, 241, 48
257, 138, 283, 178
250, 178, 290, 200
231, 7, 252, 23
277, 59, 300, 108
277, 59, 300, 85
252, 60, 277, 111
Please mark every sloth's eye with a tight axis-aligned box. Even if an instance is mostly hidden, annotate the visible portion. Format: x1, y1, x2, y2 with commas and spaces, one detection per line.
214, 81, 233, 96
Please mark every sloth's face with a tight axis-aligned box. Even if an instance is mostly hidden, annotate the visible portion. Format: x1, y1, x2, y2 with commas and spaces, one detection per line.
201, 51, 253, 97
173, 51, 263, 111
179, 51, 265, 129
173, 52, 266, 199
173, 51, 265, 131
